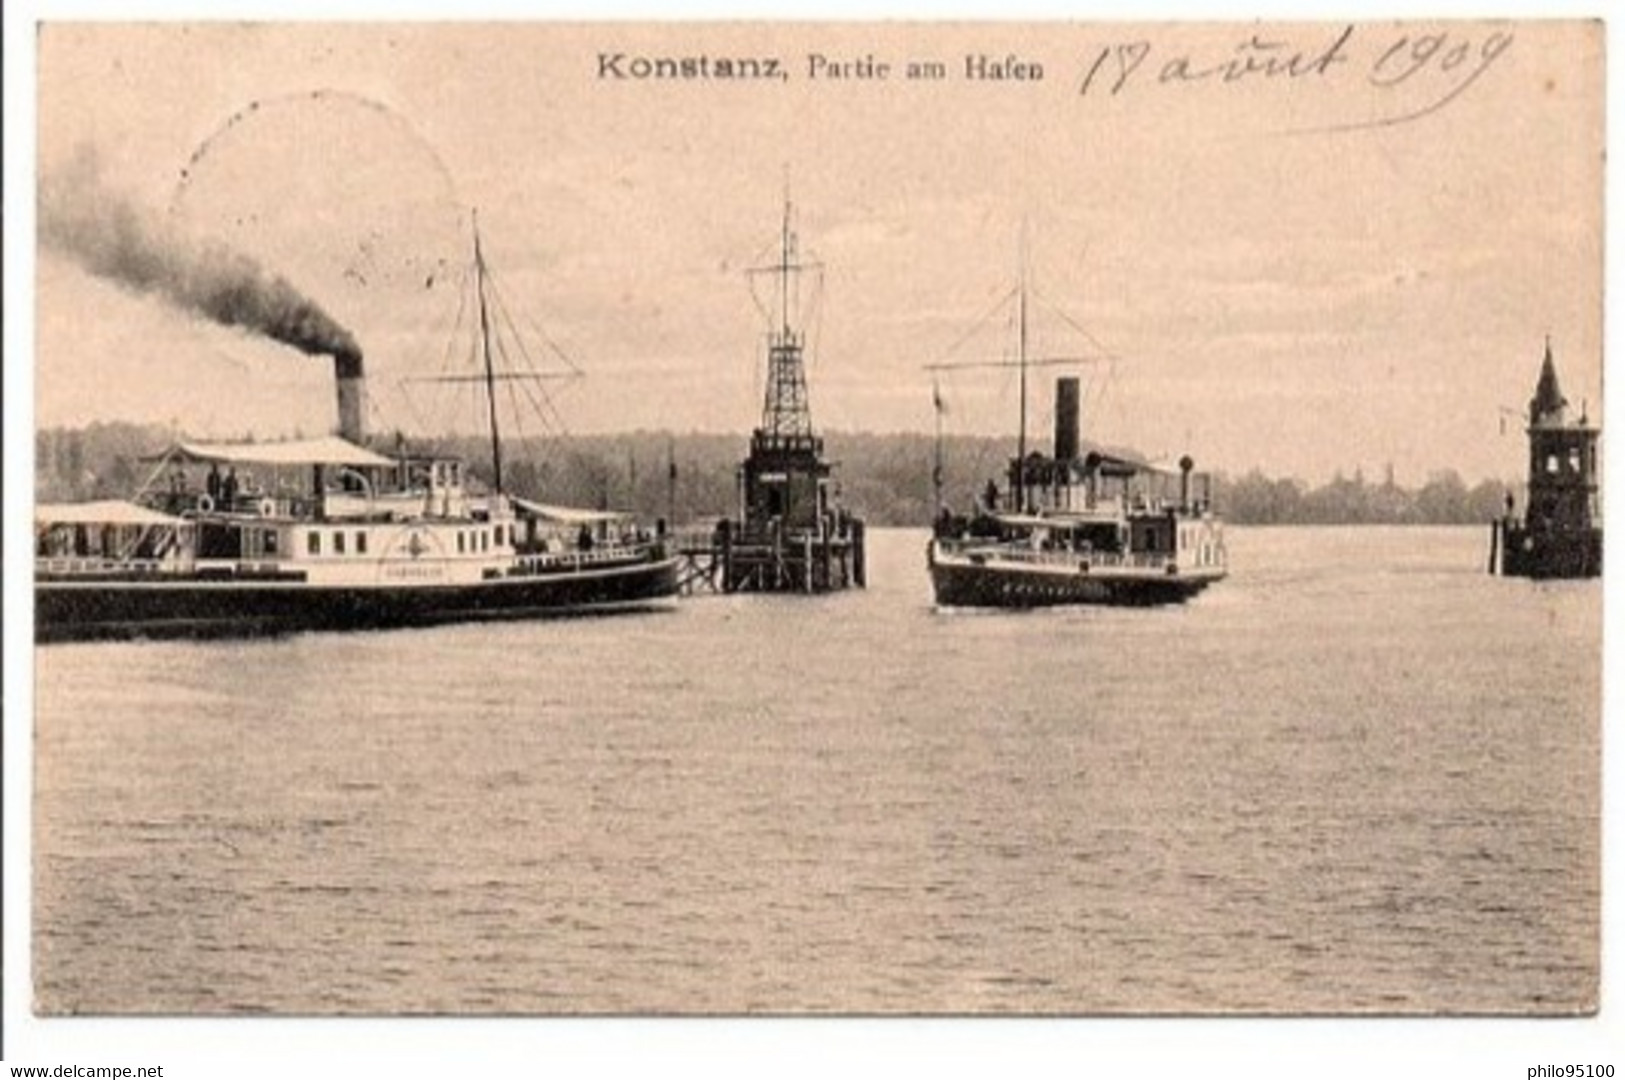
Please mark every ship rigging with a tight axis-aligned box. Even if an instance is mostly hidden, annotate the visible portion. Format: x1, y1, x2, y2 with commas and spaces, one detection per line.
925, 233, 1227, 608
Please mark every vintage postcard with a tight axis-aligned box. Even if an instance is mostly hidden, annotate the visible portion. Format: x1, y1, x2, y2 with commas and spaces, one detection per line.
12, 14, 1608, 1075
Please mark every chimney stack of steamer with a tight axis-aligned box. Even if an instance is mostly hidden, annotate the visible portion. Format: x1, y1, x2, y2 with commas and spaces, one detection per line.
333, 346, 365, 445
1054, 376, 1080, 462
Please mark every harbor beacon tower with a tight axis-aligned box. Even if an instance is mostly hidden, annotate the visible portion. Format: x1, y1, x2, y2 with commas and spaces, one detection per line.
714, 199, 865, 593
1493, 339, 1602, 578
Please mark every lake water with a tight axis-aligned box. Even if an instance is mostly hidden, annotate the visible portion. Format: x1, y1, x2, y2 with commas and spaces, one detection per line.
32, 526, 1599, 1015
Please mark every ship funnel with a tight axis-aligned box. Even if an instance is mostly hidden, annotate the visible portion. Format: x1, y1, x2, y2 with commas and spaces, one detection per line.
334, 347, 366, 445
1054, 377, 1080, 462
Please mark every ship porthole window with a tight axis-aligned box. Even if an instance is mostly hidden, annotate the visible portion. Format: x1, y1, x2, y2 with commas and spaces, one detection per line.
457, 532, 466, 554
335, 531, 347, 555
1569, 448, 1582, 473
356, 531, 367, 555
307, 531, 321, 555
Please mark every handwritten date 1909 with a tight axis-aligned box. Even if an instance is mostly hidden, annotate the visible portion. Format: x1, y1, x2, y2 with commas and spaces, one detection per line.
1079, 25, 1516, 131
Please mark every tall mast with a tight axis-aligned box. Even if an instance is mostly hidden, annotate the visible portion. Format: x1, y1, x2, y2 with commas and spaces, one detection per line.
666, 436, 678, 526
758, 189, 814, 443
1015, 223, 1029, 513
472, 209, 504, 495
933, 378, 946, 513
780, 191, 793, 339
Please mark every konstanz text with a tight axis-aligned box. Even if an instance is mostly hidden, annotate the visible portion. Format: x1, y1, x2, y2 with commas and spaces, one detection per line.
597, 54, 788, 81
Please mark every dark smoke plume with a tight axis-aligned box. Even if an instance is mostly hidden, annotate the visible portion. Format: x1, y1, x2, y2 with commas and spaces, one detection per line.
39, 150, 360, 366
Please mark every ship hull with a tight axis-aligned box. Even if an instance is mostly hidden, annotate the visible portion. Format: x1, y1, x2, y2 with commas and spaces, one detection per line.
928, 548, 1220, 609
36, 556, 681, 643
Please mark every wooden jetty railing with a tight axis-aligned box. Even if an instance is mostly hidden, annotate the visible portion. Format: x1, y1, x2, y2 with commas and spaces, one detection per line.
666, 520, 866, 596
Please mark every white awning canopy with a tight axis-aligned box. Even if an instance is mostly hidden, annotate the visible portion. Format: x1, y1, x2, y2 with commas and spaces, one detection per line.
991, 511, 1126, 529
1083, 449, 1159, 475
989, 513, 1053, 528
510, 497, 629, 525
146, 436, 396, 469
35, 500, 188, 527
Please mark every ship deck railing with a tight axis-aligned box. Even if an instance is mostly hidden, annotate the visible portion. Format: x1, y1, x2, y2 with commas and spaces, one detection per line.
731, 523, 860, 546
39, 543, 666, 580
37, 555, 313, 579
669, 522, 859, 551
669, 525, 722, 553
512, 541, 665, 575
36, 555, 186, 576
1021, 498, 1218, 519
936, 540, 1179, 572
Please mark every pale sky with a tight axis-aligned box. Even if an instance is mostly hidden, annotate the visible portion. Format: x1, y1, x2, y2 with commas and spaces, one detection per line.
32, 20, 1604, 484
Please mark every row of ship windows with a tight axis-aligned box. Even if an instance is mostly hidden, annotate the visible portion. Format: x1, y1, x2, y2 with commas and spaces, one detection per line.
453, 527, 506, 554
305, 530, 369, 556
299, 525, 508, 557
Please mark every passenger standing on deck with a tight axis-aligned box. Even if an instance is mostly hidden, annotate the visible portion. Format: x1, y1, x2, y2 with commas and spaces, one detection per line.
167, 466, 187, 512
206, 464, 222, 504
222, 467, 239, 510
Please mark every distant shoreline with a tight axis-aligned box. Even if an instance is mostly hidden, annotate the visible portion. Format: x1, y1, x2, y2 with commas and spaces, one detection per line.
34, 420, 1521, 529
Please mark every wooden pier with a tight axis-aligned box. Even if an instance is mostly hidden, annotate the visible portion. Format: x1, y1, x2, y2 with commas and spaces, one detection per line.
672, 527, 723, 595
672, 520, 866, 596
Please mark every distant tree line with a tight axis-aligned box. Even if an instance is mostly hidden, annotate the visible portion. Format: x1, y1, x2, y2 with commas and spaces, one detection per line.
36, 423, 1517, 528
1215, 466, 1515, 526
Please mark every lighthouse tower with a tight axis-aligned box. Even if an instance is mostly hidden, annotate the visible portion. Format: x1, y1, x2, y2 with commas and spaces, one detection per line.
1496, 340, 1602, 578
712, 197, 866, 593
